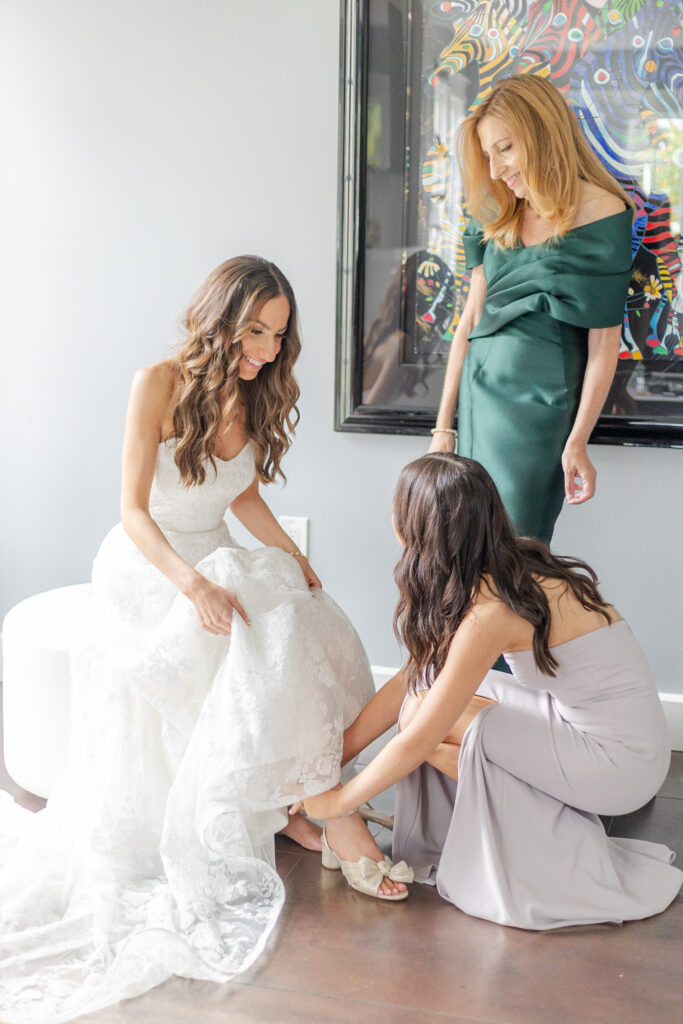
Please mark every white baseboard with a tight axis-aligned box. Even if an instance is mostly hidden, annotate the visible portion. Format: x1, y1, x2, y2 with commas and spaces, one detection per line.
371, 666, 683, 752
659, 693, 683, 753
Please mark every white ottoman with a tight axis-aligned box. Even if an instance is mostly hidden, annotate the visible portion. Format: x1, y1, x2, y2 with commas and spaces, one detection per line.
2, 583, 94, 799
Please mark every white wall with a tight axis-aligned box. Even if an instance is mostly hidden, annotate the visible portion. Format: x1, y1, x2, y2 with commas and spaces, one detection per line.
1, 1, 682, 696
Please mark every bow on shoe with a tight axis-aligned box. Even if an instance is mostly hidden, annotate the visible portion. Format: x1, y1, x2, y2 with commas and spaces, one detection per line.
358, 856, 414, 890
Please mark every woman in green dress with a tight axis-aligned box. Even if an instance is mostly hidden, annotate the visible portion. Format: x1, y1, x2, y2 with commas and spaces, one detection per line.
430, 74, 633, 543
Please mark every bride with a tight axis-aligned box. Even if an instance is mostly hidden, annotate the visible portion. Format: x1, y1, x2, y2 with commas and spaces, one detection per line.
0, 255, 408, 1024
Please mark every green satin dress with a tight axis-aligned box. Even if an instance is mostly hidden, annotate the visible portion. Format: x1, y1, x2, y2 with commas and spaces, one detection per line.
459, 208, 633, 544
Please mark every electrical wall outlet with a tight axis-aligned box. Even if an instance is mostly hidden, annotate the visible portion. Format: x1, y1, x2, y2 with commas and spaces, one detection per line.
278, 516, 309, 557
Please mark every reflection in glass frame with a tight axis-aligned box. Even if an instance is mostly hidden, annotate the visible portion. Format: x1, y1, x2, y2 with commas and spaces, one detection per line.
335, 0, 683, 446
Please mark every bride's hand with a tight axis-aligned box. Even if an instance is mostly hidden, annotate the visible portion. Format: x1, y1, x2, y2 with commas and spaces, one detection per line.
290, 788, 345, 820
188, 576, 250, 635
295, 556, 322, 590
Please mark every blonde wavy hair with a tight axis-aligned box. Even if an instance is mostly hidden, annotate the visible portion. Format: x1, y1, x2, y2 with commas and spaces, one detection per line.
172, 255, 301, 487
458, 74, 632, 248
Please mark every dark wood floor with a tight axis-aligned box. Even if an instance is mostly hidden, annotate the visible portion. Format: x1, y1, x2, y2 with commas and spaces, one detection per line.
1, 697, 681, 1024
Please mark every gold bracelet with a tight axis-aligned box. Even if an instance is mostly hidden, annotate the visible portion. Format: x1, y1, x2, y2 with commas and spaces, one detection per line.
430, 427, 459, 436
287, 550, 307, 559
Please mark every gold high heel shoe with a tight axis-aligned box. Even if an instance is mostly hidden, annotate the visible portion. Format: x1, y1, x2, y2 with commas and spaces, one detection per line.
321, 827, 413, 902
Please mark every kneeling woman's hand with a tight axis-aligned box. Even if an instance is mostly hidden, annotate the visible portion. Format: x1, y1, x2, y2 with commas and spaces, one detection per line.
187, 576, 250, 635
290, 788, 345, 821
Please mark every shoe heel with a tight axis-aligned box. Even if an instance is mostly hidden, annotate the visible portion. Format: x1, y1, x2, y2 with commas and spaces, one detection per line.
321, 829, 341, 870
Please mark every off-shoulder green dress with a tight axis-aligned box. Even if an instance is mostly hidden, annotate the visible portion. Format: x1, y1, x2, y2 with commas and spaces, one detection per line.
459, 209, 633, 543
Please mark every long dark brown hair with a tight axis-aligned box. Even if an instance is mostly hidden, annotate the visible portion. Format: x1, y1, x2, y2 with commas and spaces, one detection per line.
172, 255, 301, 486
393, 453, 610, 690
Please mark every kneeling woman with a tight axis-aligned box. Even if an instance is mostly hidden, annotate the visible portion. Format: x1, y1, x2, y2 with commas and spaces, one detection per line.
297, 454, 682, 929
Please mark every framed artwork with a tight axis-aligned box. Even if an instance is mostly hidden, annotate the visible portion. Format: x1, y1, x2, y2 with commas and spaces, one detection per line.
335, 0, 683, 446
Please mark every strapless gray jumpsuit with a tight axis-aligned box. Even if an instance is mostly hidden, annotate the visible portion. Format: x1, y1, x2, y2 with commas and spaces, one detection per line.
393, 621, 681, 929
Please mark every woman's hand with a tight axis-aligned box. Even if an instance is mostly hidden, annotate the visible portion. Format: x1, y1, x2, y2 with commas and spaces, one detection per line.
187, 576, 250, 635
295, 555, 322, 589
428, 430, 456, 454
289, 787, 346, 821
563, 324, 620, 503
562, 440, 596, 505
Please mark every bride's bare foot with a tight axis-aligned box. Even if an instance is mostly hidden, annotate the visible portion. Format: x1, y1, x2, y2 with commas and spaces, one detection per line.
324, 812, 407, 897
279, 812, 323, 852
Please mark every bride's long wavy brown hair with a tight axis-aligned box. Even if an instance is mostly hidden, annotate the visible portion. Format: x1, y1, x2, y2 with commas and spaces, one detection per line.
393, 454, 611, 690
172, 255, 301, 486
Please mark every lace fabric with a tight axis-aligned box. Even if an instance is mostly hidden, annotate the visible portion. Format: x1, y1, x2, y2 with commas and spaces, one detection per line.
0, 442, 374, 1022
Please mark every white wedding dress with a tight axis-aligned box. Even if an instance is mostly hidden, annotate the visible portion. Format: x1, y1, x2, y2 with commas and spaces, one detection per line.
0, 440, 374, 1023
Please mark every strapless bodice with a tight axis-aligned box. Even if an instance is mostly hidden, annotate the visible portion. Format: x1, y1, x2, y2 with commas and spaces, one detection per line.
503, 620, 656, 705
149, 440, 255, 533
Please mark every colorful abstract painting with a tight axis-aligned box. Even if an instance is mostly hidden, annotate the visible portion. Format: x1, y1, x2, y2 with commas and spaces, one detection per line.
338, 0, 683, 439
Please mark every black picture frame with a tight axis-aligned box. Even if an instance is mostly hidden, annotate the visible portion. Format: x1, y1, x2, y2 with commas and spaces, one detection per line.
335, 0, 683, 448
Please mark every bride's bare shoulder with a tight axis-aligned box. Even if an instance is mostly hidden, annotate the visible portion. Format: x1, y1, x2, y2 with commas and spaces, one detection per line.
128, 361, 182, 429
131, 359, 179, 400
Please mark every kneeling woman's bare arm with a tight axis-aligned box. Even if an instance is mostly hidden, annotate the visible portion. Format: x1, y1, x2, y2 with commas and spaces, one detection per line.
341, 668, 409, 766
120, 365, 249, 635
295, 606, 508, 820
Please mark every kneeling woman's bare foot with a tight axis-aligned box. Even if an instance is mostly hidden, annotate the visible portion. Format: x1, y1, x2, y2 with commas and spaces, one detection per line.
279, 811, 323, 852
324, 812, 408, 898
